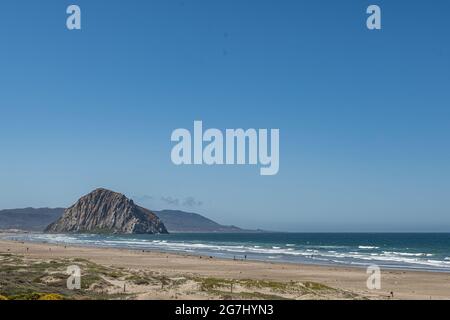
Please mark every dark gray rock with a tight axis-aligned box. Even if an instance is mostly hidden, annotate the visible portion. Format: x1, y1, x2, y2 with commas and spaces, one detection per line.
45, 188, 168, 234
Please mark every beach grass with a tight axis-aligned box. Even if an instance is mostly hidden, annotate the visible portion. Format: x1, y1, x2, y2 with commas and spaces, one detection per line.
1, 250, 362, 300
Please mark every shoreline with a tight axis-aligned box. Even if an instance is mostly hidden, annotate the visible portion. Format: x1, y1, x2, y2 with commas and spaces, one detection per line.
3, 232, 450, 274
5, 237, 450, 275
1, 239, 450, 299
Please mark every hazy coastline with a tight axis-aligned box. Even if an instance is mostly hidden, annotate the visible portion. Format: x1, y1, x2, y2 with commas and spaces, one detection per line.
4, 231, 450, 273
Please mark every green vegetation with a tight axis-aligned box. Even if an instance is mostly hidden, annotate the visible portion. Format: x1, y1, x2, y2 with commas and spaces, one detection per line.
125, 275, 151, 286
0, 251, 362, 300
194, 276, 359, 300
0, 253, 124, 300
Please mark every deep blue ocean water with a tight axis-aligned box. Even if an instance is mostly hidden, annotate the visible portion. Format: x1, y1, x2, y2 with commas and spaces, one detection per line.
6, 233, 450, 272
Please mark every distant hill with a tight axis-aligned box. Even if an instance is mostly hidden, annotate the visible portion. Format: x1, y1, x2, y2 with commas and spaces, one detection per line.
0, 208, 64, 231
154, 210, 246, 233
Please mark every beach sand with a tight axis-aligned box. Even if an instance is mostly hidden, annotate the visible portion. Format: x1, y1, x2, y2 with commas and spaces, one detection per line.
1, 239, 450, 300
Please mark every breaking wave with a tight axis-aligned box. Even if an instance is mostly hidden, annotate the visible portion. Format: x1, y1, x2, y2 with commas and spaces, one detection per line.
4, 233, 450, 272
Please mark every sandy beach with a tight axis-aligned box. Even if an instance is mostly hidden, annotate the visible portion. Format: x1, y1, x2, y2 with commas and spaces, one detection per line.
1, 238, 450, 300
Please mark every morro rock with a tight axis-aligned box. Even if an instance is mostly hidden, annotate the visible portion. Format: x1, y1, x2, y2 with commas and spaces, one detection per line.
45, 188, 168, 234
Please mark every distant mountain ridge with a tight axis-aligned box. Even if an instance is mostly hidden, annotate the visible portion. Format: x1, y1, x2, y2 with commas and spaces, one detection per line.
154, 210, 245, 233
0, 208, 64, 231
0, 192, 253, 233
45, 189, 168, 234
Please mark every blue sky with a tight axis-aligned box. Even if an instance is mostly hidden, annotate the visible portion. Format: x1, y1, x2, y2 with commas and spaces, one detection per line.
0, 0, 449, 231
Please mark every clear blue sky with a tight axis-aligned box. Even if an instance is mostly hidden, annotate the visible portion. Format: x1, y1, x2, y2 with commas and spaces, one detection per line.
0, 0, 449, 231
